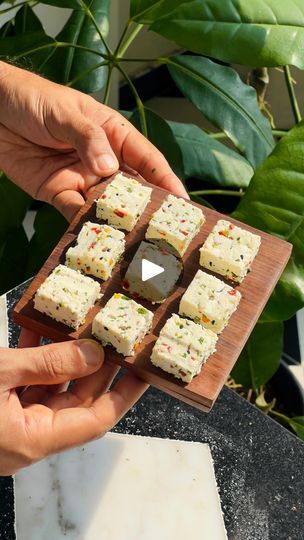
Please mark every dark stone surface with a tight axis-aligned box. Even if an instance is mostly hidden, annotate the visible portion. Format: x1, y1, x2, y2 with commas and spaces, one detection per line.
1, 281, 304, 540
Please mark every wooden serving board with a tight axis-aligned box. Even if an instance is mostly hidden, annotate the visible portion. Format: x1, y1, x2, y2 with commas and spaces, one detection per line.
14, 173, 292, 412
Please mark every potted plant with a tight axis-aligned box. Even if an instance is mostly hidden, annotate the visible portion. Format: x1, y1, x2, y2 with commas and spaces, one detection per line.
0, 0, 303, 438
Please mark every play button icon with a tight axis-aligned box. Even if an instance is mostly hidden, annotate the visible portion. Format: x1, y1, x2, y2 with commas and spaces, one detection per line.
121, 240, 183, 303
142, 258, 165, 282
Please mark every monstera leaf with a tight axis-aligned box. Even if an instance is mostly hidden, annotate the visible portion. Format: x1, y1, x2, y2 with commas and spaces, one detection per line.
168, 121, 253, 188
151, 0, 304, 69
233, 122, 304, 321
167, 55, 274, 169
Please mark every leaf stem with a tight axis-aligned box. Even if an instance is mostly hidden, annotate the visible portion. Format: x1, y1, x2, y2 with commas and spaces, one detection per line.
284, 65, 302, 124
189, 189, 244, 197
66, 60, 108, 88
272, 130, 288, 138
117, 23, 144, 58
103, 64, 113, 105
8, 41, 106, 61
0, 0, 31, 15
114, 20, 132, 57
115, 64, 147, 137
79, 0, 112, 56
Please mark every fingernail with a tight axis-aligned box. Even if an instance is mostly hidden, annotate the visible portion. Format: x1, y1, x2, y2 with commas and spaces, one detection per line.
78, 340, 103, 367
96, 153, 117, 172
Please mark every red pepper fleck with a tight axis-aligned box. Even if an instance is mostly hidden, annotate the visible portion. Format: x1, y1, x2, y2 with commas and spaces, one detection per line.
180, 230, 189, 236
191, 356, 196, 361
91, 227, 100, 234
180, 219, 186, 223
89, 242, 96, 250
114, 209, 125, 218
219, 230, 228, 237
122, 279, 130, 289
229, 224, 234, 230
161, 342, 168, 347
228, 289, 237, 296
167, 345, 173, 353
101, 193, 107, 199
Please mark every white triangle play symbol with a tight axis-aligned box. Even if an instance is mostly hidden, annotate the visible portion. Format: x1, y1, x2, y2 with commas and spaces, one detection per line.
141, 258, 165, 282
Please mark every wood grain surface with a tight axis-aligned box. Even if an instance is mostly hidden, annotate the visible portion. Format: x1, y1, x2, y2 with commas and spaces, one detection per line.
14, 173, 292, 412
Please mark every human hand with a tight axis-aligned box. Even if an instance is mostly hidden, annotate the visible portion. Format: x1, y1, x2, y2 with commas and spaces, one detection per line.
0, 61, 187, 222
0, 335, 147, 476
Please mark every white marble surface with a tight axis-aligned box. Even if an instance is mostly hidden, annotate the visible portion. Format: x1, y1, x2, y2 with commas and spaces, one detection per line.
0, 294, 8, 347
15, 433, 227, 540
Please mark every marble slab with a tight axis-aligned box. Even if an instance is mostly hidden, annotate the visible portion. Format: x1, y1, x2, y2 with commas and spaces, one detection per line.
0, 294, 8, 348
15, 433, 227, 540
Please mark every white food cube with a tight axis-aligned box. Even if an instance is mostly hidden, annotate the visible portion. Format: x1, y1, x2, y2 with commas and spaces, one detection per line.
150, 314, 218, 383
199, 219, 261, 282
92, 293, 153, 356
179, 270, 241, 334
34, 264, 101, 329
145, 194, 205, 257
96, 173, 152, 231
65, 221, 125, 281
123, 241, 183, 303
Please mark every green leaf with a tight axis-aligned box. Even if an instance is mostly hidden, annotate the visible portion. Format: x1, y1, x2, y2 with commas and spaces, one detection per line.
167, 55, 274, 169
255, 391, 276, 413
233, 123, 304, 321
231, 321, 283, 392
0, 29, 55, 70
129, 107, 184, 180
38, 0, 83, 8
0, 226, 29, 295
27, 204, 68, 276
0, 20, 14, 39
0, 173, 32, 246
130, 0, 186, 22
151, 0, 304, 69
41, 0, 110, 92
14, 5, 44, 34
168, 121, 253, 188
289, 417, 304, 440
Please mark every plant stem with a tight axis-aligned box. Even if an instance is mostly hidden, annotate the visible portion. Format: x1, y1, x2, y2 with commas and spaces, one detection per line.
79, 0, 112, 56
272, 130, 288, 138
116, 64, 147, 137
114, 20, 132, 57
117, 23, 144, 58
103, 64, 113, 105
0, 0, 31, 15
284, 65, 302, 124
118, 56, 166, 63
269, 409, 290, 425
189, 189, 244, 197
10, 41, 105, 61
66, 61, 108, 88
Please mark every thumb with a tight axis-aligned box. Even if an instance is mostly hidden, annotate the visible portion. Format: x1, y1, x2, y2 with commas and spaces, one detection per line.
0, 339, 104, 390
63, 112, 119, 177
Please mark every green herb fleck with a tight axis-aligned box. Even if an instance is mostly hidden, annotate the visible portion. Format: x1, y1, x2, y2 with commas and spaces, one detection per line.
137, 307, 147, 315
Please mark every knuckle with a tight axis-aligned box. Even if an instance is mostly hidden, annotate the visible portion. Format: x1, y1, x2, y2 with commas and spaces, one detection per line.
40, 347, 66, 380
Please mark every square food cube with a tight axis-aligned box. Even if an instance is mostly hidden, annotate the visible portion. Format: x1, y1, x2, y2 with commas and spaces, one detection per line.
92, 293, 153, 356
65, 221, 125, 281
199, 219, 261, 282
123, 241, 183, 303
145, 194, 205, 257
96, 173, 152, 231
150, 314, 218, 383
179, 270, 241, 334
34, 264, 101, 329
